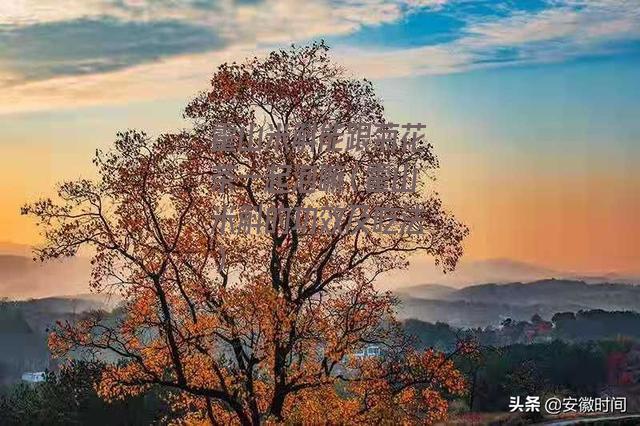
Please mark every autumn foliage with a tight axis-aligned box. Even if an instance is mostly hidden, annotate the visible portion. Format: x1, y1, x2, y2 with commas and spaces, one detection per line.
24, 42, 469, 424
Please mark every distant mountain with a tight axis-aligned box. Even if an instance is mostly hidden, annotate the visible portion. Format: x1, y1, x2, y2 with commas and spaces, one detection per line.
3, 247, 638, 299
381, 258, 639, 289
0, 294, 118, 384
447, 279, 640, 309
568, 273, 640, 285
396, 297, 588, 328
17, 294, 121, 314
0, 254, 92, 299
395, 279, 640, 328
459, 258, 561, 283
395, 284, 455, 300
382, 257, 562, 289
0, 241, 33, 257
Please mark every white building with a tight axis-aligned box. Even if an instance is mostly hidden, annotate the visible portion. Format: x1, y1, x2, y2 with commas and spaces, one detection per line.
21, 371, 46, 383
353, 345, 381, 358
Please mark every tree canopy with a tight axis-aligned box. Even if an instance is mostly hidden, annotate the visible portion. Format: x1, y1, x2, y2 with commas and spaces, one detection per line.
23, 42, 468, 425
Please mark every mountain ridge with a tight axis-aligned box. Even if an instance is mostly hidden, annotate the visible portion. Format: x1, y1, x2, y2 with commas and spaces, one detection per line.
395, 278, 640, 327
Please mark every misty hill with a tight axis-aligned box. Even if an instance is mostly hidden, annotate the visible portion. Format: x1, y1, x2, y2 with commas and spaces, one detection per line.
396, 279, 640, 327
383, 257, 561, 288
382, 257, 640, 289
3, 244, 638, 299
0, 294, 118, 384
0, 254, 92, 299
395, 283, 455, 300
0, 302, 49, 385
396, 297, 589, 328
447, 279, 640, 309
1, 294, 120, 334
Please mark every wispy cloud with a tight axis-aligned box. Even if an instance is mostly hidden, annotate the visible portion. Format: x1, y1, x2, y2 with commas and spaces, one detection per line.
0, 0, 419, 84
342, 0, 640, 77
463, 0, 640, 55
0, 17, 225, 83
0, 48, 250, 114
0, 0, 638, 113
0, 0, 433, 112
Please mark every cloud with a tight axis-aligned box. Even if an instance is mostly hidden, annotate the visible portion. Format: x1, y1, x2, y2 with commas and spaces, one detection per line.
0, 0, 418, 85
0, 0, 638, 113
341, 0, 640, 77
464, 0, 640, 48
0, 16, 226, 83
336, 43, 472, 78
0, 45, 260, 115
0, 0, 435, 109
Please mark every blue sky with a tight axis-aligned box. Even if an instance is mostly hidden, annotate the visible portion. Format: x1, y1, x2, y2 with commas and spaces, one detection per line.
0, 0, 639, 273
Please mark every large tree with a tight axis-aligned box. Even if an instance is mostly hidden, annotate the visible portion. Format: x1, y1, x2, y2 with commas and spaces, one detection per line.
24, 42, 469, 424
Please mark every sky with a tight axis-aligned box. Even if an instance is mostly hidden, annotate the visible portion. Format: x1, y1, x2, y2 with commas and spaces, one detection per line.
0, 0, 639, 277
